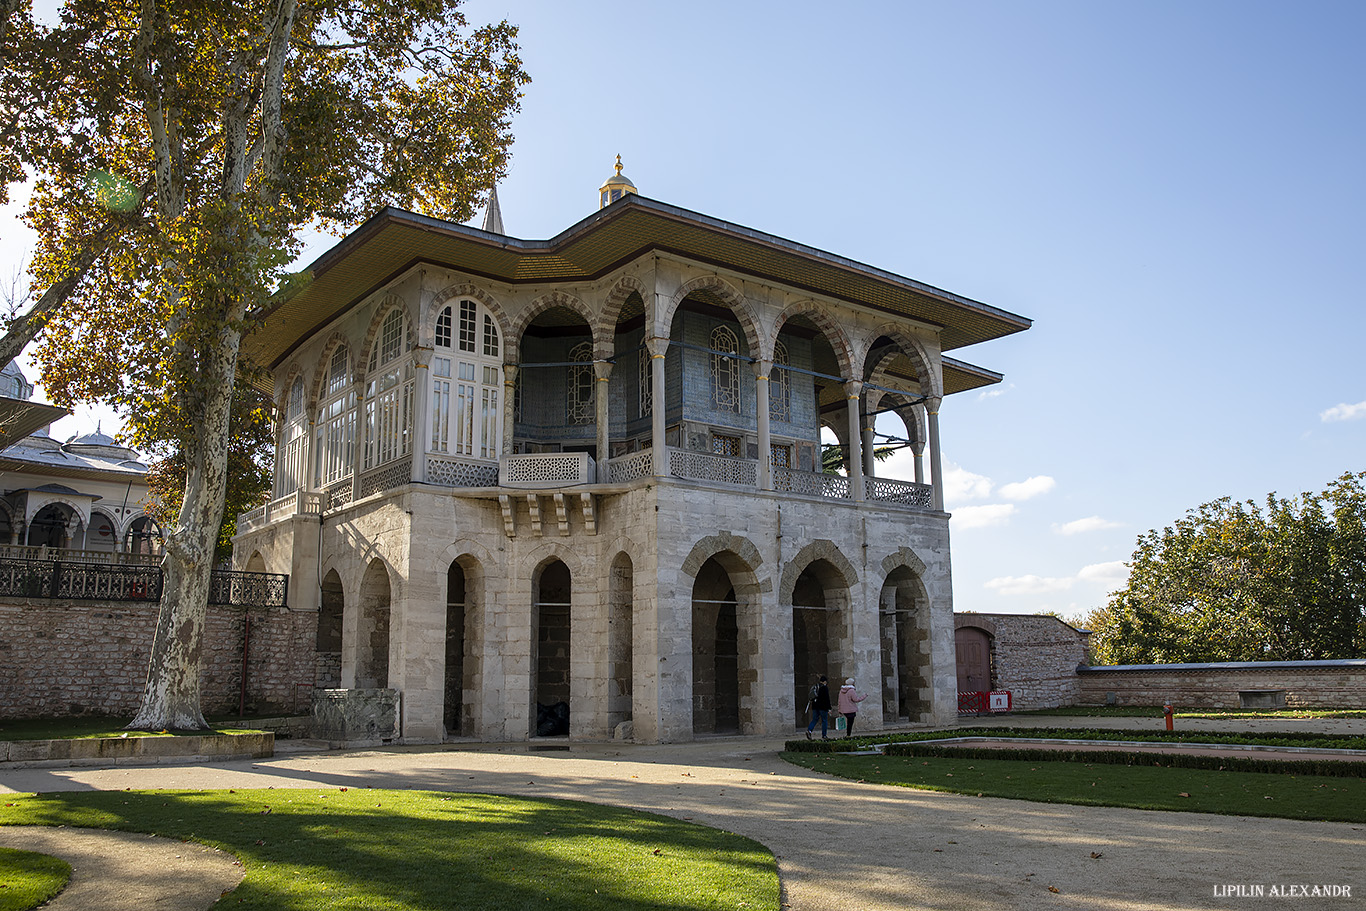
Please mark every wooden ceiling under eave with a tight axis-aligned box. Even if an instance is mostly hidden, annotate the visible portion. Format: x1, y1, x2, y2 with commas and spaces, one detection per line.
245, 196, 1032, 376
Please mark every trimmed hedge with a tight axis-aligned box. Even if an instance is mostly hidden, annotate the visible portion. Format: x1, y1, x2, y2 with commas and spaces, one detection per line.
880, 742, 1366, 778
784, 726, 1366, 753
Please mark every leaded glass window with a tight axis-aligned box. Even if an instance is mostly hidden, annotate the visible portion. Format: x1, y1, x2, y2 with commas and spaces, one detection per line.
431, 298, 502, 459
710, 326, 740, 413
769, 341, 791, 423
459, 300, 477, 352
568, 341, 594, 425
316, 345, 355, 486
638, 345, 652, 418
436, 307, 452, 349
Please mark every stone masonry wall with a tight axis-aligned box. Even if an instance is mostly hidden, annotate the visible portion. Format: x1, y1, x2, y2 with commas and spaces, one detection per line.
1077, 664, 1366, 709
0, 597, 318, 720
956, 613, 1090, 710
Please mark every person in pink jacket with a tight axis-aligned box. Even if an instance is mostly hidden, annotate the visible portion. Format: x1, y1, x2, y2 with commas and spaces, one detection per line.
837, 677, 868, 738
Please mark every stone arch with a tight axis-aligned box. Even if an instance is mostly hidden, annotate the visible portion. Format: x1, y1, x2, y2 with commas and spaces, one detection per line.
597, 275, 647, 341
880, 545, 928, 580
864, 324, 942, 401
358, 292, 414, 371
84, 507, 119, 552
310, 331, 357, 404
0, 500, 15, 543
243, 550, 268, 574
680, 532, 767, 595
275, 363, 309, 417
316, 568, 344, 688
663, 275, 762, 359
778, 539, 859, 606
356, 558, 393, 689
426, 283, 513, 354
607, 550, 635, 736
443, 548, 488, 737
771, 300, 855, 380
508, 290, 598, 364
878, 546, 934, 723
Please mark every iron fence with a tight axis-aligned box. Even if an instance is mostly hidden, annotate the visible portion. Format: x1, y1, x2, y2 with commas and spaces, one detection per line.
0, 557, 287, 607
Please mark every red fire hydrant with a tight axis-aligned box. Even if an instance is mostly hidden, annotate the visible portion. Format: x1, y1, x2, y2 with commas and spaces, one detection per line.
1163, 703, 1174, 731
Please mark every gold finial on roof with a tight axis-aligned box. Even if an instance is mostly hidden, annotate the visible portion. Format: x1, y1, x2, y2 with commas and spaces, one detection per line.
599, 155, 637, 209
615, 154, 624, 176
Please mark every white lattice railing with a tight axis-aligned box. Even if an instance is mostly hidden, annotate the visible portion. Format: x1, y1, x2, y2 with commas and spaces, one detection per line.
358, 458, 414, 499
427, 455, 500, 488
0, 544, 162, 566
500, 451, 595, 488
324, 479, 354, 511
608, 449, 654, 484
867, 476, 935, 509
772, 467, 851, 500
237, 489, 324, 532
668, 447, 758, 488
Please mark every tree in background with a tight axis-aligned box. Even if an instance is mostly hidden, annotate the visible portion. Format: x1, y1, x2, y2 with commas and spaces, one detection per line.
1085, 471, 1366, 665
1, 0, 528, 729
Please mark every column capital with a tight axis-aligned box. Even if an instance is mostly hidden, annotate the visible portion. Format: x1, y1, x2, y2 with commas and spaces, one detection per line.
752, 357, 773, 379
645, 336, 670, 359
844, 379, 864, 398
593, 359, 613, 381
411, 345, 434, 369
924, 395, 942, 414
502, 363, 519, 384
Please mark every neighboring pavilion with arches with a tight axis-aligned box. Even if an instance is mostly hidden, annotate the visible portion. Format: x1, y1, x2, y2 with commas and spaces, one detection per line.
234, 163, 1032, 743
0, 362, 163, 561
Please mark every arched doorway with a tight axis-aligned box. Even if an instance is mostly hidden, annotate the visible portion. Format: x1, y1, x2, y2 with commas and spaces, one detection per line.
790, 559, 852, 728
86, 511, 117, 553
316, 570, 344, 688
879, 565, 931, 723
27, 504, 73, 548
692, 556, 745, 736
608, 552, 633, 734
444, 560, 468, 735
357, 560, 391, 689
533, 559, 571, 736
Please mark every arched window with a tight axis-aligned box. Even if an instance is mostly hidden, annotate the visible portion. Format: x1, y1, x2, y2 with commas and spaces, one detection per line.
710, 326, 740, 414
315, 344, 356, 487
567, 341, 594, 425
638, 345, 652, 418
364, 308, 415, 470
277, 376, 308, 496
769, 341, 791, 423
125, 515, 164, 555
432, 299, 502, 459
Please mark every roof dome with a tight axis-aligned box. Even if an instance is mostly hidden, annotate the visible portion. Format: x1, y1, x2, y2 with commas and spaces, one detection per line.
63, 425, 143, 463
598, 155, 637, 209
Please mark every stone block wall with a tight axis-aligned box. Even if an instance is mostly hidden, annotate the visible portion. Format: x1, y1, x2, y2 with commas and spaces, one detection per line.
0, 597, 318, 720
1077, 662, 1366, 709
955, 613, 1090, 710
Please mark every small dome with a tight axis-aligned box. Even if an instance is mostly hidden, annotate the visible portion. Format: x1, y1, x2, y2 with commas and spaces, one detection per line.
598, 155, 637, 209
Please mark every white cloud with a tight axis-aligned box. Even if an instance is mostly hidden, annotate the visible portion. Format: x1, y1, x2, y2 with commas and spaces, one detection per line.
984, 574, 1074, 596
1321, 401, 1366, 422
952, 503, 1016, 529
942, 461, 993, 504
999, 475, 1056, 501
1077, 561, 1128, 586
1054, 515, 1122, 536
976, 383, 1015, 401
984, 561, 1129, 598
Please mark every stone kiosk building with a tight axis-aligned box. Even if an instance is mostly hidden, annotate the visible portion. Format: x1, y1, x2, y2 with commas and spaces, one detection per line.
233, 165, 1031, 743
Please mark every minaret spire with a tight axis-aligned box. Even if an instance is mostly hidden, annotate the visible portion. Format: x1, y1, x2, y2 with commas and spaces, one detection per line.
481, 184, 506, 235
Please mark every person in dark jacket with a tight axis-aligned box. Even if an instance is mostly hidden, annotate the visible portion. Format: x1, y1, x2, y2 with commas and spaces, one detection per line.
805, 675, 832, 740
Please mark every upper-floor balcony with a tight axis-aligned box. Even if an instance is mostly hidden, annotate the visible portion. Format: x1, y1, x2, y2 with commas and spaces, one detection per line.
237, 447, 935, 535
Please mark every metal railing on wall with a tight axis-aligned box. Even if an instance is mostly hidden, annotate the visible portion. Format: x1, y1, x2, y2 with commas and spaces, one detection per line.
0, 557, 288, 608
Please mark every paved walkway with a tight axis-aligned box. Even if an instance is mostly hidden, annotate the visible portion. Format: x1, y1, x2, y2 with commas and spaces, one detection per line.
2, 723, 1364, 911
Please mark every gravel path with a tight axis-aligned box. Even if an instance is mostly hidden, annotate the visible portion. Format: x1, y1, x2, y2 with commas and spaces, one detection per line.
2, 728, 1363, 911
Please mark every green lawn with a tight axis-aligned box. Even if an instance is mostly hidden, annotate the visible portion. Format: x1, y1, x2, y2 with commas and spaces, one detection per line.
0, 847, 70, 911
782, 751, 1366, 822
0, 717, 272, 741
0, 789, 779, 911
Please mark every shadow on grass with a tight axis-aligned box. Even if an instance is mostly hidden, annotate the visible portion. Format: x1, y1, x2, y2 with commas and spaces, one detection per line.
1, 788, 778, 911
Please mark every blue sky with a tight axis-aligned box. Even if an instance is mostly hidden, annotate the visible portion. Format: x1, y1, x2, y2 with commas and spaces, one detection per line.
3, 1, 1363, 620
